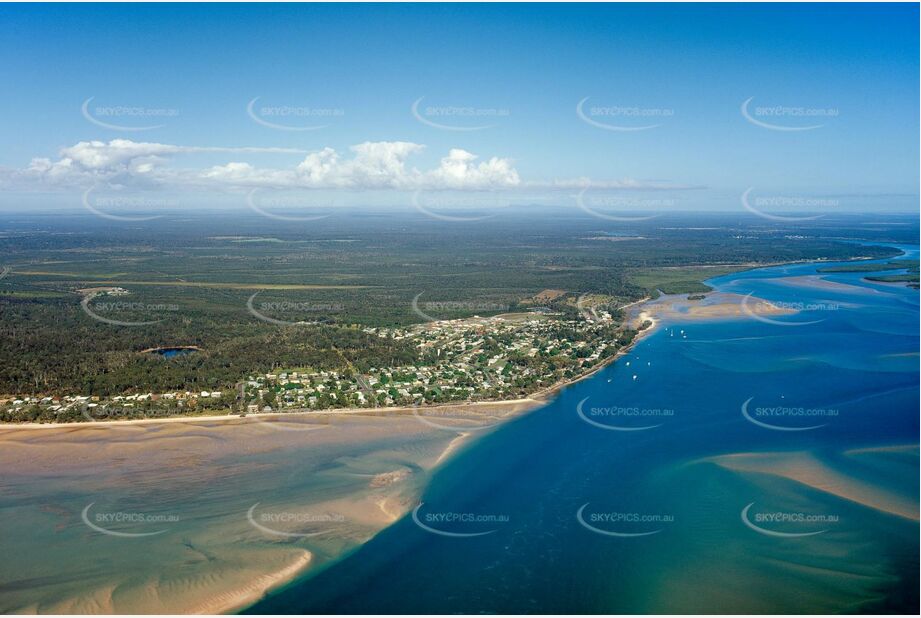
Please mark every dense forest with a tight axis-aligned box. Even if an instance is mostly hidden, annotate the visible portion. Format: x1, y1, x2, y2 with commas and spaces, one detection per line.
0, 210, 906, 397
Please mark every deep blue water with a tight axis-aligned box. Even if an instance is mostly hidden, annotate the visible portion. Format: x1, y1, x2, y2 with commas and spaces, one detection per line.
153, 347, 197, 358
249, 244, 919, 614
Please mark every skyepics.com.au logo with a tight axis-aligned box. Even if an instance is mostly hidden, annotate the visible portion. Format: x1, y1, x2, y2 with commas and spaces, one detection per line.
741, 397, 839, 431
246, 188, 338, 222
576, 397, 674, 432
81, 502, 179, 538
575, 188, 670, 222
411, 503, 509, 538
81, 97, 178, 131
411, 97, 509, 131
411, 190, 517, 222
247, 291, 343, 327
82, 186, 179, 222
739, 293, 827, 327
741, 188, 834, 222
246, 503, 344, 538
575, 293, 607, 323
741, 502, 838, 538
409, 403, 501, 433
741, 97, 838, 131
411, 292, 509, 323
576, 503, 673, 537
81, 403, 162, 424
754, 300, 839, 312
81, 290, 179, 327
576, 97, 674, 131
247, 97, 344, 131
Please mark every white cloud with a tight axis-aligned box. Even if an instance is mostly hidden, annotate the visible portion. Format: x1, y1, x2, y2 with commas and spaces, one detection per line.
428, 148, 521, 189
293, 141, 427, 189
0, 138, 694, 193
2, 139, 311, 190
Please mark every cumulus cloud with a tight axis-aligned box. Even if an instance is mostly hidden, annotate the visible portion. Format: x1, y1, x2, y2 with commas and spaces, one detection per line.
428, 148, 521, 189
293, 141, 426, 189
1, 139, 526, 192
0, 138, 696, 193
58, 139, 305, 170
1, 139, 311, 190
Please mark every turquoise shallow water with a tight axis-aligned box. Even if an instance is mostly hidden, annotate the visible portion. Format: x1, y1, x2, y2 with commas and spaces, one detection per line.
249, 244, 920, 614
154, 347, 197, 358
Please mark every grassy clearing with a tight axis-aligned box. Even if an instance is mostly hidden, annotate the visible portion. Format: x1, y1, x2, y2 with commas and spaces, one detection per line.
628, 265, 751, 294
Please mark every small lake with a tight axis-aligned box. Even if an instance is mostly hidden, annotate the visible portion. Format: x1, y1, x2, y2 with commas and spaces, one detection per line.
149, 347, 199, 359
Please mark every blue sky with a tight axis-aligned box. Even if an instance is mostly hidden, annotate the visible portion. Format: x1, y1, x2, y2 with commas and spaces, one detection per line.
0, 3, 917, 212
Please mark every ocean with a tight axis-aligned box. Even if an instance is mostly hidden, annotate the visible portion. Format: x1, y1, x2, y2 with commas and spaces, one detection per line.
248, 243, 919, 614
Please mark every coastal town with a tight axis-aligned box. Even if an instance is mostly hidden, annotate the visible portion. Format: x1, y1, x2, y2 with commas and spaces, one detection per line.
0, 307, 640, 423
245, 311, 635, 412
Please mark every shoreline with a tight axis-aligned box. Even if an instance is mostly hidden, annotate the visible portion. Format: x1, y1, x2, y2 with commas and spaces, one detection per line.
2, 316, 660, 431
240, 245, 916, 613
6, 250, 904, 615
0, 396, 549, 430
230, 322, 663, 615
10, 244, 873, 432
138, 345, 203, 354
190, 551, 313, 616
8, 249, 884, 431
0, 411, 475, 615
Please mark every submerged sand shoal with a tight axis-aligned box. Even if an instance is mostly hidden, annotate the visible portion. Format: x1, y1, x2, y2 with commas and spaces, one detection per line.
635, 291, 797, 323
707, 448, 919, 521
0, 285, 818, 614
0, 410, 519, 614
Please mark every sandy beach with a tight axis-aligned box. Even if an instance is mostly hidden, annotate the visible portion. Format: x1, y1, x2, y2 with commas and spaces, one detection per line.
0, 283, 847, 614
0, 411, 505, 614
637, 291, 797, 322
0, 293, 669, 613
1, 286, 801, 433
0, 310, 661, 615
0, 397, 544, 430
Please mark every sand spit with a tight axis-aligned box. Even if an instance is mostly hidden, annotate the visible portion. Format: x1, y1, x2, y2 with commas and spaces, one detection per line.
434, 431, 474, 466
778, 275, 887, 295
707, 449, 918, 521
188, 550, 312, 615
639, 291, 797, 323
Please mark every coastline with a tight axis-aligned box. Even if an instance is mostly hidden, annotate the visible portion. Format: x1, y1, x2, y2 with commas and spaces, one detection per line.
5, 249, 913, 615
1, 314, 659, 431
190, 551, 313, 616
226, 323, 664, 615
238, 244, 919, 614
0, 412, 477, 615
0, 396, 548, 430
0, 300, 665, 615
13, 249, 885, 432
7, 249, 859, 433
6, 265, 820, 433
